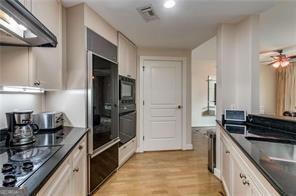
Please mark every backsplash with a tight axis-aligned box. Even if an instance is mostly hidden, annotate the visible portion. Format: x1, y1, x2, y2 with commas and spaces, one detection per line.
0, 93, 44, 129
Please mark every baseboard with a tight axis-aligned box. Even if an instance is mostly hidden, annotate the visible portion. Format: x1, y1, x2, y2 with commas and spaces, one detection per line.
182, 144, 193, 150
136, 147, 143, 153
214, 168, 221, 179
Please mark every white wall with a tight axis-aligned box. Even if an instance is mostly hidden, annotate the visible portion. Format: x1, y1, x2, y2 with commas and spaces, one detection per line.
0, 93, 44, 129
45, 90, 86, 128
259, 64, 276, 115
216, 16, 260, 177
137, 48, 192, 150
216, 16, 260, 119
191, 37, 216, 127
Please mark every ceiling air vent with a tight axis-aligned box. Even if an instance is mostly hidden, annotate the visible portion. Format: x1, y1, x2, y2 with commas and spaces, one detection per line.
137, 5, 159, 22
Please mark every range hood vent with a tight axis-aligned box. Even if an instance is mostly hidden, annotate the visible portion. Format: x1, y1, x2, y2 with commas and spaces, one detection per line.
137, 5, 159, 22
0, 0, 57, 47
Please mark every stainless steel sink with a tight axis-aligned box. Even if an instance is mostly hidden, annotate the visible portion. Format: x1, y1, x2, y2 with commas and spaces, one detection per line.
268, 156, 296, 163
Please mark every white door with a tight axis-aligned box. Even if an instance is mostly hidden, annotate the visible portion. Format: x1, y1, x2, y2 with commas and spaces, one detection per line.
143, 59, 183, 151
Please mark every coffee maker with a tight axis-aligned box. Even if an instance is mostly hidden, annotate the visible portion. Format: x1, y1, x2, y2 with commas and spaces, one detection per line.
6, 110, 39, 146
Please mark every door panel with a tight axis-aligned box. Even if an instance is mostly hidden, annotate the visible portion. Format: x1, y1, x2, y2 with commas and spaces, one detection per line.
143, 59, 182, 151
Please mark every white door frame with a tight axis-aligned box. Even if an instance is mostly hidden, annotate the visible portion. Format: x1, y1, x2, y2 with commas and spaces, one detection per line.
138, 56, 188, 152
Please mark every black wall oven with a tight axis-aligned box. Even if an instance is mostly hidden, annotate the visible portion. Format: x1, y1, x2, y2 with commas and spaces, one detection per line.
119, 104, 136, 146
119, 75, 135, 104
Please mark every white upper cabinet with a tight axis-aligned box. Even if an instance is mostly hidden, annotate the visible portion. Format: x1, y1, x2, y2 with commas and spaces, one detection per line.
118, 33, 137, 79
30, 0, 63, 90
0, 47, 30, 86
0, 0, 64, 90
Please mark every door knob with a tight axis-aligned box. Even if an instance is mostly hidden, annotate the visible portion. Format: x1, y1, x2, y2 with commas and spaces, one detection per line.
177, 105, 183, 109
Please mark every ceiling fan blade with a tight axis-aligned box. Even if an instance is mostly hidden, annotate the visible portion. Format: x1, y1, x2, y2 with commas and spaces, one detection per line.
287, 55, 296, 59
260, 45, 296, 54
267, 61, 277, 66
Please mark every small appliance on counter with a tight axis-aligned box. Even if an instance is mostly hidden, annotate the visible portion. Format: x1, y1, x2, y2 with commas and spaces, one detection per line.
6, 110, 39, 146
222, 109, 247, 126
33, 112, 64, 131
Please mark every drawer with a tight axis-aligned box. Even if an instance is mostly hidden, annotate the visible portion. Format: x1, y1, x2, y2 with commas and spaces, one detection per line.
119, 138, 136, 166
72, 136, 87, 161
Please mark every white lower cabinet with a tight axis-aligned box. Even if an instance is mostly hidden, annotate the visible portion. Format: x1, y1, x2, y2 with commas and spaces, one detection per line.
218, 125, 278, 196
221, 140, 232, 195
119, 137, 136, 167
232, 158, 263, 196
37, 136, 87, 196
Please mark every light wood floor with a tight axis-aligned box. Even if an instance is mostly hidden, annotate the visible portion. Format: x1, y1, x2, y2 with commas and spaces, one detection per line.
94, 130, 224, 196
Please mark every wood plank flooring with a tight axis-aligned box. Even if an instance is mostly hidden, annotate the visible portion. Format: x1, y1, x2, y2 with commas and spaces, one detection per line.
94, 130, 224, 196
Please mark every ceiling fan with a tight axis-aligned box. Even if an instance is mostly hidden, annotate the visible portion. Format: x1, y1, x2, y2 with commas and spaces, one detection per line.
260, 48, 296, 68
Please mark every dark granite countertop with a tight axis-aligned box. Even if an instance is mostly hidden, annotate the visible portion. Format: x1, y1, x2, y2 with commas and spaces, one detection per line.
217, 121, 296, 196
0, 127, 88, 196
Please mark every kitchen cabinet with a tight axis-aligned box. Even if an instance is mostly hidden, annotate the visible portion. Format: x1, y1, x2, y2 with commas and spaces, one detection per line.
218, 125, 278, 196
221, 140, 232, 195
30, 0, 64, 90
232, 158, 263, 196
37, 136, 87, 196
0, 0, 64, 90
0, 47, 30, 86
72, 138, 87, 196
118, 33, 137, 79
119, 137, 136, 167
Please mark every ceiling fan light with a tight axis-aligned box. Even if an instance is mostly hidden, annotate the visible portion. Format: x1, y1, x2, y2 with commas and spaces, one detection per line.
272, 61, 280, 68
281, 61, 290, 67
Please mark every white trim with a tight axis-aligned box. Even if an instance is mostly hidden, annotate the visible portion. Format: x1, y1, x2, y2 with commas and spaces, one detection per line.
214, 168, 221, 179
182, 144, 193, 150
139, 56, 188, 152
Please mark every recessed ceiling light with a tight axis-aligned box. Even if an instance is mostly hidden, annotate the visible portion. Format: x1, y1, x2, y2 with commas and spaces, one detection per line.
164, 0, 176, 8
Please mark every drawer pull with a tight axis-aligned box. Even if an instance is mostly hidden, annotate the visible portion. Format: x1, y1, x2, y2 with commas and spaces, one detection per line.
73, 168, 79, 172
242, 179, 250, 186
123, 146, 127, 149
239, 173, 246, 179
225, 150, 230, 154
78, 145, 83, 150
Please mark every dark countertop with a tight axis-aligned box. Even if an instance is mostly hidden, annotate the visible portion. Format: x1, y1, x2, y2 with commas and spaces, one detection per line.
217, 121, 296, 196
0, 127, 88, 196
252, 114, 296, 123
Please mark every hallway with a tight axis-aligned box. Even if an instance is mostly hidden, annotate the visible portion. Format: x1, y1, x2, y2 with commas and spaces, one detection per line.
95, 130, 224, 196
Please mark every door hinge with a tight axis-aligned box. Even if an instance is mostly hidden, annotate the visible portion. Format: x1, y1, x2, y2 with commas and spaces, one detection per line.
142, 66, 145, 71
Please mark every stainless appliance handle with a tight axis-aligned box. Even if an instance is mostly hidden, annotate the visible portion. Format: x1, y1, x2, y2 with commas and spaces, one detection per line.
90, 138, 120, 158
87, 51, 94, 155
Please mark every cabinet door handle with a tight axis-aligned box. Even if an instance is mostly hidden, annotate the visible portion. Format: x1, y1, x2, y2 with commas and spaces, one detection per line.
33, 80, 40, 86
239, 173, 246, 179
78, 145, 83, 150
242, 179, 250, 186
73, 168, 79, 172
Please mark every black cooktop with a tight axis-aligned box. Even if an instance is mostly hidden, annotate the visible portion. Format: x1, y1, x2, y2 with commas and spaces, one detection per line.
0, 146, 61, 187
0, 128, 71, 188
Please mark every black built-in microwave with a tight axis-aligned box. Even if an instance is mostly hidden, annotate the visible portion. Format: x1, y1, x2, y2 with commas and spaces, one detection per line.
119, 75, 135, 104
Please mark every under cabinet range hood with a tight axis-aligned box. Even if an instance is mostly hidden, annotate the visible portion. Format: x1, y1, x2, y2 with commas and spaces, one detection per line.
0, 0, 57, 47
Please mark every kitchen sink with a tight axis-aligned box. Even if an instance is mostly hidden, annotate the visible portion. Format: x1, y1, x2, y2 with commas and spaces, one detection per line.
245, 136, 296, 145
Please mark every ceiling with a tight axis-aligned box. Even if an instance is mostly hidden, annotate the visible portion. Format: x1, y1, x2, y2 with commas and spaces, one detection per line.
259, 2, 296, 62
63, 0, 278, 49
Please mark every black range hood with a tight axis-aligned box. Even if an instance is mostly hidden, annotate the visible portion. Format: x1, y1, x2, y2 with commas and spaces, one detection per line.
0, 0, 57, 47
